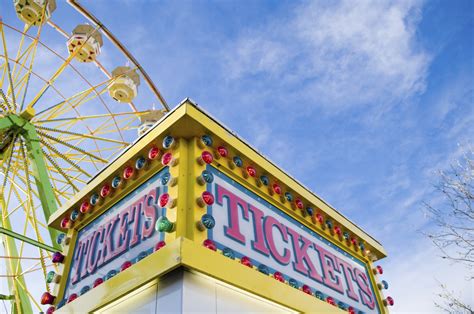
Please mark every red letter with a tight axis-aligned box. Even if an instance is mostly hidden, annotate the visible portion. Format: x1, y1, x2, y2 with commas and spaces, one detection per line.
313, 243, 344, 294
80, 234, 94, 280
286, 226, 324, 284
98, 215, 118, 266
115, 210, 131, 256
264, 216, 291, 264
142, 189, 158, 239
354, 268, 375, 310
216, 184, 249, 244
336, 257, 360, 302
248, 205, 270, 256
86, 227, 103, 275
71, 240, 86, 284
128, 196, 144, 247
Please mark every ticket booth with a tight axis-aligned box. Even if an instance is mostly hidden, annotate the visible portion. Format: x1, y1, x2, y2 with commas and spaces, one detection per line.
44, 99, 392, 313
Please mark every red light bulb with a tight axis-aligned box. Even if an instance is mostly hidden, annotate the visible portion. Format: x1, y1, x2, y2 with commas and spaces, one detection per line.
203, 239, 217, 251
40, 292, 55, 305
348, 306, 355, 314
121, 261, 132, 271
202, 191, 214, 205
326, 296, 335, 306
79, 201, 90, 214
159, 193, 170, 207
200, 151, 213, 164
67, 293, 78, 303
316, 213, 324, 224
46, 306, 55, 314
60, 217, 71, 229
375, 265, 383, 275
272, 183, 282, 195
246, 166, 257, 177
334, 225, 342, 236
240, 256, 253, 268
161, 152, 173, 166
148, 146, 161, 160
385, 296, 394, 306
93, 277, 104, 287
302, 284, 312, 295
295, 199, 304, 209
123, 166, 134, 179
154, 241, 166, 251
100, 184, 111, 198
197, 191, 214, 207
217, 146, 228, 158
273, 271, 284, 282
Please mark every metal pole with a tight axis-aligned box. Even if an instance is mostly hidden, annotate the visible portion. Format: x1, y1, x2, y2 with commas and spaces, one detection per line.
0, 227, 56, 253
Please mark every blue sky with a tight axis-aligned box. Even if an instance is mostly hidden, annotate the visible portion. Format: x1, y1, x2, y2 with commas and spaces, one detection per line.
86, 0, 473, 312
0, 0, 472, 312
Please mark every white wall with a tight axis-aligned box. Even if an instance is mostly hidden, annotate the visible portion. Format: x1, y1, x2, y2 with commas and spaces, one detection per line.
96, 268, 295, 313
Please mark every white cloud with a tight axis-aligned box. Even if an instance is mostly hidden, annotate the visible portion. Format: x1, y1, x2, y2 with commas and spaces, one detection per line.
223, 0, 430, 111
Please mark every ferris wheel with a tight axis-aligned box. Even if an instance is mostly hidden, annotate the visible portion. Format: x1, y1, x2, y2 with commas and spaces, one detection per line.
0, 1, 168, 312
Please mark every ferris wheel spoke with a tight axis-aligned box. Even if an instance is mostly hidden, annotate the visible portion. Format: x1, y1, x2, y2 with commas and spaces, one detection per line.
13, 39, 38, 112
0, 60, 7, 90
46, 167, 88, 185
0, 89, 13, 112
35, 110, 150, 125
0, 23, 17, 110
37, 130, 108, 163
11, 6, 47, 92
35, 124, 129, 146
0, 192, 32, 313
40, 139, 91, 177
10, 25, 34, 97
41, 147, 80, 192
14, 277, 43, 312
35, 75, 113, 120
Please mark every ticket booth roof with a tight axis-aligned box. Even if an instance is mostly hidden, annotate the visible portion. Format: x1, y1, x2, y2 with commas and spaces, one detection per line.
48, 98, 386, 259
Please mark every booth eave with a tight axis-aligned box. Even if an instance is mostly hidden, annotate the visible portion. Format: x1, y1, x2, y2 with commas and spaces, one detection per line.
48, 98, 387, 259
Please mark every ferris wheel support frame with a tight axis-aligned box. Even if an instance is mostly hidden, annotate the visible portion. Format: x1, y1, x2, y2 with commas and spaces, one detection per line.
0, 113, 60, 229
1, 1, 171, 312
0, 113, 60, 314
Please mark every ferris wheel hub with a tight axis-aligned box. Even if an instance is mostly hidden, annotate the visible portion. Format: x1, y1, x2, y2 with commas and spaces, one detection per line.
20, 107, 36, 121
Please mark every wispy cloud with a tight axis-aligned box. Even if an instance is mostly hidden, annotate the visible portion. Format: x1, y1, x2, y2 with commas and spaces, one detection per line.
222, 0, 430, 113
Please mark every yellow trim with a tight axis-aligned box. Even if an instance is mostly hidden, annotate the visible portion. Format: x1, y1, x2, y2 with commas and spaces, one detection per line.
55, 238, 182, 313
56, 238, 353, 314
180, 238, 345, 313
53, 229, 78, 304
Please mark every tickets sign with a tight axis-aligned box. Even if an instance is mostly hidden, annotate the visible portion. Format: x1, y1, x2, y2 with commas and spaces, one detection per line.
62, 168, 169, 301
208, 166, 380, 313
